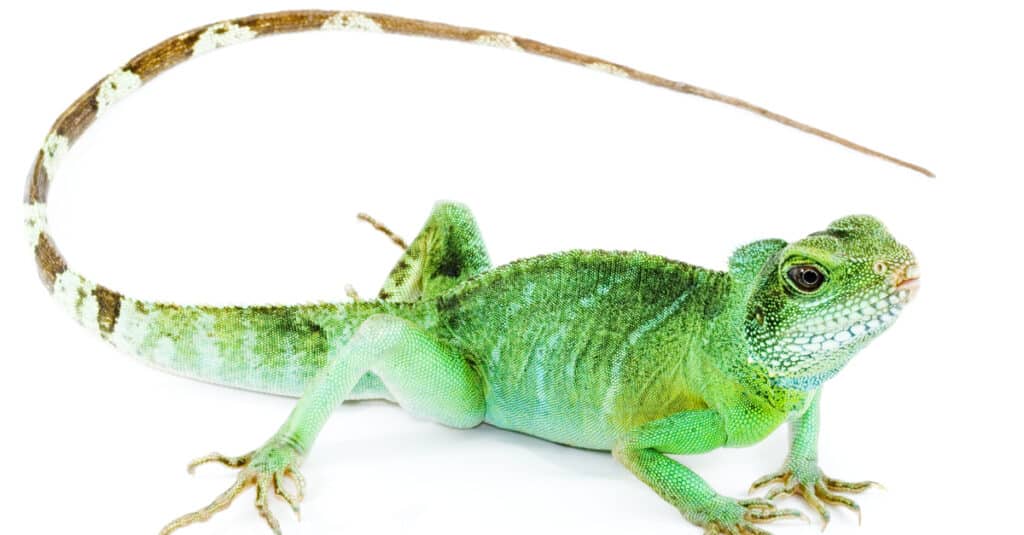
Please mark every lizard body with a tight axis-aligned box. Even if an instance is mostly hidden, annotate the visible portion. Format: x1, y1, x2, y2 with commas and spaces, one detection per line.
25, 11, 922, 535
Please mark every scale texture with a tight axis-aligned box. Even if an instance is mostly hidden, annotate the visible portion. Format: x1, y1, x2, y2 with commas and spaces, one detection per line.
24, 10, 920, 535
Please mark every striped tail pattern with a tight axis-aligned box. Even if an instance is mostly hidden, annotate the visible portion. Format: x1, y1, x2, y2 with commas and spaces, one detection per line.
24, 10, 930, 396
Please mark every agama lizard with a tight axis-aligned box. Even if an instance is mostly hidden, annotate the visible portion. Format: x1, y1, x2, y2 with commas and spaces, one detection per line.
24, 10, 923, 535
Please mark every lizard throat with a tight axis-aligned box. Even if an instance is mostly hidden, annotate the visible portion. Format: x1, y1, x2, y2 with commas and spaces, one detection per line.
747, 289, 907, 390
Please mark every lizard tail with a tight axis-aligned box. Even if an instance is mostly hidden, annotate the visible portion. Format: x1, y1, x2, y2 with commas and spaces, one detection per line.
30, 197, 398, 395
29, 211, 404, 395
24, 10, 929, 391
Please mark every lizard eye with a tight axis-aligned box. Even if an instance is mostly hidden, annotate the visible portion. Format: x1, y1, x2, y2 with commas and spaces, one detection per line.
787, 265, 825, 292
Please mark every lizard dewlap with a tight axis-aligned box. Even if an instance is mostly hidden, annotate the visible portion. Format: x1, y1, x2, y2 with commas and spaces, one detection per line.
24, 10, 921, 535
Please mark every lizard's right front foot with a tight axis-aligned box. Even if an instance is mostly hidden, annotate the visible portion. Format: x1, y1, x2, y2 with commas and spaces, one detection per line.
750, 462, 879, 528
692, 497, 807, 535
159, 439, 306, 535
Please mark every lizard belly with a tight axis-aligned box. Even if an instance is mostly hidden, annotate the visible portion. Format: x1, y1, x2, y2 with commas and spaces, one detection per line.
479, 342, 621, 450
473, 326, 702, 451
478, 350, 706, 451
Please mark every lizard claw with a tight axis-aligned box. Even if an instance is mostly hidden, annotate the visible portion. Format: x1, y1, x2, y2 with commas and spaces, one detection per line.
187, 450, 253, 473
699, 497, 807, 535
274, 469, 304, 518
751, 470, 876, 529
739, 499, 808, 525
822, 476, 883, 494
161, 443, 305, 535
749, 471, 786, 494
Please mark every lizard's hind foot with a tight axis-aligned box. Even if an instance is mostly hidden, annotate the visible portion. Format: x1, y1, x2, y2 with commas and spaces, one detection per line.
357, 212, 408, 250
160, 443, 305, 535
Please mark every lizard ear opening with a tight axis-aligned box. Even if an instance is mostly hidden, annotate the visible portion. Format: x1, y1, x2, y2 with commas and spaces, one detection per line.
728, 239, 787, 287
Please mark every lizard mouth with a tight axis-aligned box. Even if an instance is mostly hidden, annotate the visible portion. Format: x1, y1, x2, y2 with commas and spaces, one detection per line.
894, 275, 920, 303
896, 277, 919, 291
892, 262, 919, 303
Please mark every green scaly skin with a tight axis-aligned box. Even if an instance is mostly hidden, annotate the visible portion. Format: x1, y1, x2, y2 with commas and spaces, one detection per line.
41, 205, 920, 535
22, 10, 923, 535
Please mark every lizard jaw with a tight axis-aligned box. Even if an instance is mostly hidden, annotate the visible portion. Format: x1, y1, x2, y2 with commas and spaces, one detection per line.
893, 263, 920, 303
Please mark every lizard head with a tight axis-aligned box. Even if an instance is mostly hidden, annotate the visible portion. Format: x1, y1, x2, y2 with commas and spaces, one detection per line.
732, 215, 918, 390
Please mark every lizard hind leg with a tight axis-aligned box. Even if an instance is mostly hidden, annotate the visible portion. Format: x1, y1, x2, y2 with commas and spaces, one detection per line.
161, 314, 485, 535
371, 201, 491, 302
344, 201, 490, 402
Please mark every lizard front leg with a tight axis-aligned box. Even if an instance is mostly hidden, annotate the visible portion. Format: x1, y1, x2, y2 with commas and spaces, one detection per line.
750, 390, 878, 527
615, 410, 803, 534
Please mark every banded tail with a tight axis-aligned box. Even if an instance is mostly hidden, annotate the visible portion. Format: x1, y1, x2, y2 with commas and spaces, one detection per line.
61, 280, 394, 395
25, 10, 930, 393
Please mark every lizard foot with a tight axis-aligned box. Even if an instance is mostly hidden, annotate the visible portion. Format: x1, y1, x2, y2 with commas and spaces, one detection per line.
698, 497, 807, 535
750, 468, 880, 529
159, 441, 305, 535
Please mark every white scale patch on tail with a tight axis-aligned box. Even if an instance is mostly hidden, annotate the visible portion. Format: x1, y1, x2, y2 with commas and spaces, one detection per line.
151, 337, 178, 369
192, 22, 257, 56
41, 132, 69, 178
24, 202, 48, 247
52, 271, 100, 334
586, 62, 630, 78
96, 69, 143, 115
321, 12, 383, 32
111, 300, 224, 378
475, 33, 522, 51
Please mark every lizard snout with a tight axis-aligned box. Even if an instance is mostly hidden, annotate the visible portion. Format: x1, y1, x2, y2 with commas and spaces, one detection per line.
893, 263, 920, 302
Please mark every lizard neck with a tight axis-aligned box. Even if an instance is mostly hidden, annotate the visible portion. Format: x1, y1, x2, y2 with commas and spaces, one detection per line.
704, 280, 812, 415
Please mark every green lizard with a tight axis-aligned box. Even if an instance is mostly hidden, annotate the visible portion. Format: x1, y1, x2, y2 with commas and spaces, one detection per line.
24, 10, 923, 535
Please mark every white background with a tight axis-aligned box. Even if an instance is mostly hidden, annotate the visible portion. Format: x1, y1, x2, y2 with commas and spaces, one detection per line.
2, 1, 1020, 534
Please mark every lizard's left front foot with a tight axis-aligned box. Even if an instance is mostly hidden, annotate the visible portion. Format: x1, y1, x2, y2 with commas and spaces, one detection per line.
159, 440, 306, 535
750, 462, 879, 529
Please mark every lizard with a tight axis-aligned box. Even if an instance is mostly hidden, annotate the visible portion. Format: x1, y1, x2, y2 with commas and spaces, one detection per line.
23, 10, 924, 535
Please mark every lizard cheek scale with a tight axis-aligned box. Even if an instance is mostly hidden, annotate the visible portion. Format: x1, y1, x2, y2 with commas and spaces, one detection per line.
24, 10, 925, 535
